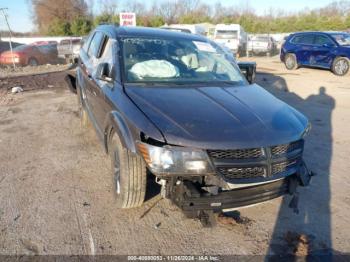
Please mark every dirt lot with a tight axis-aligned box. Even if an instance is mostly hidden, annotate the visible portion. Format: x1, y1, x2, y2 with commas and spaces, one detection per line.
0, 64, 70, 79
0, 57, 349, 256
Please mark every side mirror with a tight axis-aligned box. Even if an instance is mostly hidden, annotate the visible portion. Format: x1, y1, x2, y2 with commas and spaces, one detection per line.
237, 61, 256, 84
96, 63, 113, 82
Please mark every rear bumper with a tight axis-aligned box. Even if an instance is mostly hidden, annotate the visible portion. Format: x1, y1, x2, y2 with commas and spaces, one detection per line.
173, 177, 290, 212
248, 48, 270, 53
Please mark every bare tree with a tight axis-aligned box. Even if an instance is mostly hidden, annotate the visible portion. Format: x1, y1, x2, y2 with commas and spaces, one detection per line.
155, 0, 183, 24
100, 0, 118, 16
31, 0, 89, 33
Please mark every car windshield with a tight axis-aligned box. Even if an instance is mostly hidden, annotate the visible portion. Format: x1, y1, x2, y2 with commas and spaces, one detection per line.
330, 33, 350, 46
215, 30, 238, 39
121, 37, 245, 85
13, 45, 27, 51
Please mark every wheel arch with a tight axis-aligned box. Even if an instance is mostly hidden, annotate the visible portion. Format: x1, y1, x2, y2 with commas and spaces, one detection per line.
27, 56, 39, 66
104, 111, 137, 155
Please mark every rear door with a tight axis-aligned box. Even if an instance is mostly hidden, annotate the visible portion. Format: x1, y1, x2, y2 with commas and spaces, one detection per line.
79, 32, 99, 120
83, 31, 110, 134
88, 36, 116, 130
291, 34, 315, 65
312, 34, 336, 68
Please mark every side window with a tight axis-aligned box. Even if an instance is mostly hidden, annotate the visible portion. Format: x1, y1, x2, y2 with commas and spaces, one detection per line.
314, 35, 334, 46
87, 32, 105, 58
99, 37, 114, 65
82, 32, 94, 53
300, 35, 314, 45
99, 37, 115, 77
291, 34, 314, 45
291, 35, 302, 44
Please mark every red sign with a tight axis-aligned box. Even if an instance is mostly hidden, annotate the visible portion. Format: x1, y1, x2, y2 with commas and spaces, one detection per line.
119, 13, 136, 26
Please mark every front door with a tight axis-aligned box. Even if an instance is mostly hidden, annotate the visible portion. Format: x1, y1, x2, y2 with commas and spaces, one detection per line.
312, 34, 336, 68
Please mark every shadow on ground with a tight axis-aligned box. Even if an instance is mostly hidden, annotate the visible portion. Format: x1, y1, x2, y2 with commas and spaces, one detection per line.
255, 72, 335, 258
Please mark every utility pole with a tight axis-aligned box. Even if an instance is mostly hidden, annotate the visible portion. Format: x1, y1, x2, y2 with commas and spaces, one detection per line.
0, 7, 16, 69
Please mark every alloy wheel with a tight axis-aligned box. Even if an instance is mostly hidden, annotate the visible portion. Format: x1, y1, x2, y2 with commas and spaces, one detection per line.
114, 150, 121, 194
286, 56, 295, 69
335, 59, 349, 75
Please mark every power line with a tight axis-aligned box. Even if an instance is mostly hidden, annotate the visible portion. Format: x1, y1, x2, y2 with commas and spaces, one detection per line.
0, 7, 16, 68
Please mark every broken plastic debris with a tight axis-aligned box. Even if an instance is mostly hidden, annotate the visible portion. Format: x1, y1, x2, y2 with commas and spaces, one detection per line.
11, 86, 23, 94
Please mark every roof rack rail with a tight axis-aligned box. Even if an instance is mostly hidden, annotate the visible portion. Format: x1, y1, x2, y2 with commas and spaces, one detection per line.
98, 22, 119, 26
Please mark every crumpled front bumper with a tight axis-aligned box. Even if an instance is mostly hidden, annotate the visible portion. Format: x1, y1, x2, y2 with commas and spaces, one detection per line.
170, 161, 313, 214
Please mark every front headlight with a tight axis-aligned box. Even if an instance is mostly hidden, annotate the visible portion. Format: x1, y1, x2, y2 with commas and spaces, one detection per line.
137, 142, 214, 175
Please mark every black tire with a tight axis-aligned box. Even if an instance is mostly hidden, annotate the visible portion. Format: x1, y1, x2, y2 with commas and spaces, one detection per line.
332, 57, 350, 76
28, 58, 39, 66
109, 132, 147, 209
76, 81, 90, 128
284, 53, 298, 70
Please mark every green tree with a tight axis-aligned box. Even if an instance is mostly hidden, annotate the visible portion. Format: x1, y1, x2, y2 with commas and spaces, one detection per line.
148, 16, 165, 27
47, 18, 71, 36
94, 13, 113, 26
71, 17, 92, 35
345, 15, 350, 29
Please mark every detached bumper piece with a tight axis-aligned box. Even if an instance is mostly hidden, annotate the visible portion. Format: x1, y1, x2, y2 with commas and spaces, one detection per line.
172, 177, 290, 214
170, 161, 313, 226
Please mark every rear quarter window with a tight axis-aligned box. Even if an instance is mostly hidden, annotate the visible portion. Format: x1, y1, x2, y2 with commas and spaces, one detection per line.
72, 39, 81, 45
291, 34, 314, 45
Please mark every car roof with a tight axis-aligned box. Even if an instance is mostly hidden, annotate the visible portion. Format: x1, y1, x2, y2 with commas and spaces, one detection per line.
291, 31, 346, 37
95, 25, 207, 41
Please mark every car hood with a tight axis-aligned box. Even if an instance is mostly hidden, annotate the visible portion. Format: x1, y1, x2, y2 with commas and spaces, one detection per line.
125, 84, 308, 150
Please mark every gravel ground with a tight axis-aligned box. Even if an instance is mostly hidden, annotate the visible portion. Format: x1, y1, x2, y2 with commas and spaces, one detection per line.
0, 57, 349, 256
0, 63, 71, 79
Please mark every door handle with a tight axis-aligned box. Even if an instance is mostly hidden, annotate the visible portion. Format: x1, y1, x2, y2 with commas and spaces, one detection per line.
86, 71, 93, 80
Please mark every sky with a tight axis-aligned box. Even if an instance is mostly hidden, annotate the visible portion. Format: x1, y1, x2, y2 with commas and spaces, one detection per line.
0, 0, 337, 33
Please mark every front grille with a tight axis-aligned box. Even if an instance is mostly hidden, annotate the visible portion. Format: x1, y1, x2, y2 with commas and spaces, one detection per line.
271, 140, 303, 156
208, 148, 263, 159
271, 158, 300, 176
218, 167, 266, 179
210, 140, 304, 181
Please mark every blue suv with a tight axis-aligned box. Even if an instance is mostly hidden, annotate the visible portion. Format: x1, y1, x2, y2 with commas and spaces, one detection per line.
281, 31, 350, 76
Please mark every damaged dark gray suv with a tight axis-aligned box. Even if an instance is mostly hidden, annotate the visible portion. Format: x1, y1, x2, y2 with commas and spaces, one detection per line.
76, 25, 312, 222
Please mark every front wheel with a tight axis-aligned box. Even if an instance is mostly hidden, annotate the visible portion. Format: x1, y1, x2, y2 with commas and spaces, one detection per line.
332, 57, 349, 76
28, 58, 39, 66
76, 81, 90, 128
284, 53, 298, 70
109, 132, 147, 209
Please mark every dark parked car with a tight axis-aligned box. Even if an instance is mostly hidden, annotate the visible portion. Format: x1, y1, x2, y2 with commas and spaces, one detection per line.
0, 41, 23, 55
76, 25, 312, 223
281, 31, 350, 76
